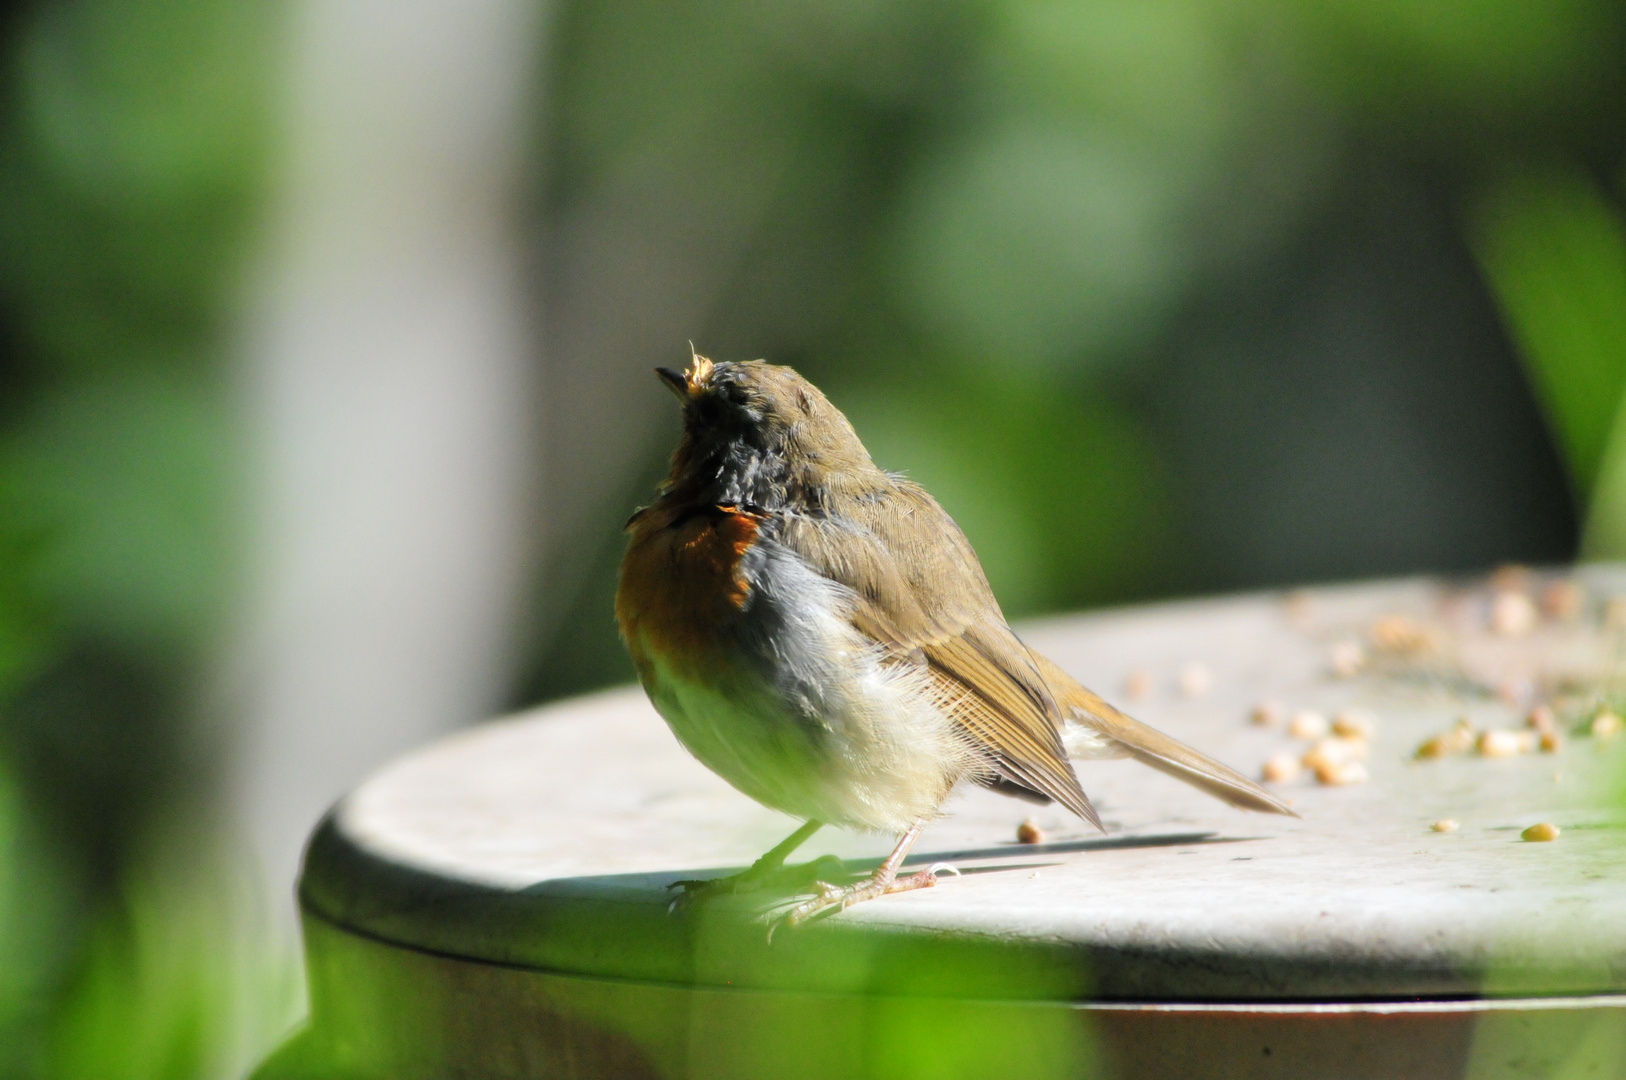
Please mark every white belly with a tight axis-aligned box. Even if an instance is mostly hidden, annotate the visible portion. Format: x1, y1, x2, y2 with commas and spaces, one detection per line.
635, 546, 972, 833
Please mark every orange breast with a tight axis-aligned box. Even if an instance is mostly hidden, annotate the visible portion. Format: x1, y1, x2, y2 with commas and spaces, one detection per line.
616, 504, 762, 682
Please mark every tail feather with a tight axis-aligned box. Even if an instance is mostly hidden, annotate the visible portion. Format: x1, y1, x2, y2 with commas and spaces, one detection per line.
1030, 652, 1299, 818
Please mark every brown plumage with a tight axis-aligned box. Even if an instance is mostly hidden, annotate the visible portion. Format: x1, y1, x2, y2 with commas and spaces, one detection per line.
617, 354, 1293, 928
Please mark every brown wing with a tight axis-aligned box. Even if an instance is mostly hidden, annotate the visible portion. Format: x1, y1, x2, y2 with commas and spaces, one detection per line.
1030, 652, 1298, 818
778, 479, 1101, 829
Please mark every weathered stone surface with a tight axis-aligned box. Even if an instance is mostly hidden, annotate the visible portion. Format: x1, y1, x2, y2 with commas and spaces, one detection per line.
301, 573, 1626, 1003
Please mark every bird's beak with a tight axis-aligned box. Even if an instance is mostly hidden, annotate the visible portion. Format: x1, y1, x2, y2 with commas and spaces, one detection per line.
655, 367, 689, 400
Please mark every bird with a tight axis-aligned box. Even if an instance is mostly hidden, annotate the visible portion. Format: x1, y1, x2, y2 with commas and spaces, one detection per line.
616, 353, 1295, 929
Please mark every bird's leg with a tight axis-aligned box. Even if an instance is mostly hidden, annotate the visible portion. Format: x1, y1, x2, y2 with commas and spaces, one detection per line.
774, 820, 953, 932
668, 820, 829, 909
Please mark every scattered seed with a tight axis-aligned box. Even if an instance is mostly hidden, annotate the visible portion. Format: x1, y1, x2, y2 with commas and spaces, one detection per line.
1415, 736, 1450, 759
1490, 564, 1531, 592
1370, 615, 1437, 654
1521, 822, 1560, 842
1178, 662, 1213, 698
1261, 754, 1301, 783
1477, 729, 1530, 758
1592, 711, 1623, 740
1302, 737, 1368, 773
1251, 701, 1284, 727
1289, 711, 1329, 740
1329, 640, 1365, 678
1527, 705, 1557, 733
1332, 710, 1376, 739
1431, 819, 1459, 833
1314, 759, 1368, 786
1539, 731, 1563, 753
1490, 591, 1538, 637
1541, 579, 1583, 621
1415, 719, 1475, 759
1124, 669, 1153, 701
1016, 818, 1044, 844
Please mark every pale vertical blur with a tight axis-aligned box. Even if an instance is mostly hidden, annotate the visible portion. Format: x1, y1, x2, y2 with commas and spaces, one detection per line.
233, 0, 546, 926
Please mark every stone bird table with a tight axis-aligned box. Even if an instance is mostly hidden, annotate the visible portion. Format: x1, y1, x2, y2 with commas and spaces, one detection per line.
254, 574, 1626, 1079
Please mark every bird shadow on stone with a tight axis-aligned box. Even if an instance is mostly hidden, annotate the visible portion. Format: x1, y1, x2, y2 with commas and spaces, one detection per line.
661, 829, 1246, 899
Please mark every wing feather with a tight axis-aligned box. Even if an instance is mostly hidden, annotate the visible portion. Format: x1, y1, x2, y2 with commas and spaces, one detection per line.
923, 637, 1101, 828
774, 480, 1101, 829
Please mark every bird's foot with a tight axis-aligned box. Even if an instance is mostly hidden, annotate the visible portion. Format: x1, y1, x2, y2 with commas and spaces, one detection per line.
668, 854, 846, 913
770, 862, 958, 937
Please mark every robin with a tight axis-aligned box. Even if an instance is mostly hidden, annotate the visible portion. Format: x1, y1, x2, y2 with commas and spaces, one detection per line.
617, 354, 1294, 928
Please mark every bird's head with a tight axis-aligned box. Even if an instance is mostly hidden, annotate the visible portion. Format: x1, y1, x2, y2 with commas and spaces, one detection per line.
654, 351, 877, 507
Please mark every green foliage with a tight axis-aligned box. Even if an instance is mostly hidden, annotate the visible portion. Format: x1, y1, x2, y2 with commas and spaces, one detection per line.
1470, 166, 1626, 572
0, 759, 75, 1078
1470, 167, 1626, 505
0, 373, 238, 657
0, 0, 275, 1076
45, 841, 297, 1080
894, 0, 1326, 373
0, 0, 271, 371
835, 365, 1172, 614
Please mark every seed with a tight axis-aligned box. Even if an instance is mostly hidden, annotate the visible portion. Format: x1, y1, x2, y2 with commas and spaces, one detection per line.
1521, 822, 1560, 842
1541, 579, 1582, 621
1178, 662, 1213, 698
1526, 705, 1557, 733
1251, 701, 1284, 727
1314, 760, 1368, 786
1415, 736, 1450, 759
1332, 710, 1376, 739
1302, 737, 1367, 772
1477, 729, 1528, 758
1490, 564, 1530, 592
1592, 711, 1623, 740
1415, 719, 1475, 759
1330, 640, 1365, 678
1261, 754, 1301, 783
1370, 615, 1437, 654
1288, 711, 1329, 740
1124, 669, 1153, 701
1016, 818, 1044, 844
1431, 819, 1459, 833
1539, 731, 1563, 753
1490, 591, 1537, 637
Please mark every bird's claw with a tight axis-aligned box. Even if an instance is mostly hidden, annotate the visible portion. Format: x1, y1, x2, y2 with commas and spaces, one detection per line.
765, 861, 958, 941
667, 854, 848, 916
666, 877, 719, 914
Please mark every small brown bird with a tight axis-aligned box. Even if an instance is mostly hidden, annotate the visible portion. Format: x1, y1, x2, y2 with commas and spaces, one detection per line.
617, 354, 1294, 927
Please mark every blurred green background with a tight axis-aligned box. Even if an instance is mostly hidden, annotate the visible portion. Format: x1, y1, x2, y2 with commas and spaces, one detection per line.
522, 0, 1625, 700
0, 0, 1623, 1075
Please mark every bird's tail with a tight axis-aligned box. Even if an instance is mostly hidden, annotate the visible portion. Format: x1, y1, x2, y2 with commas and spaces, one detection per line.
1031, 652, 1299, 818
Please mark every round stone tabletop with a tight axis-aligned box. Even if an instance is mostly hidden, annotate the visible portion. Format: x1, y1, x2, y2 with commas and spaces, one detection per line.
301, 572, 1626, 1005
